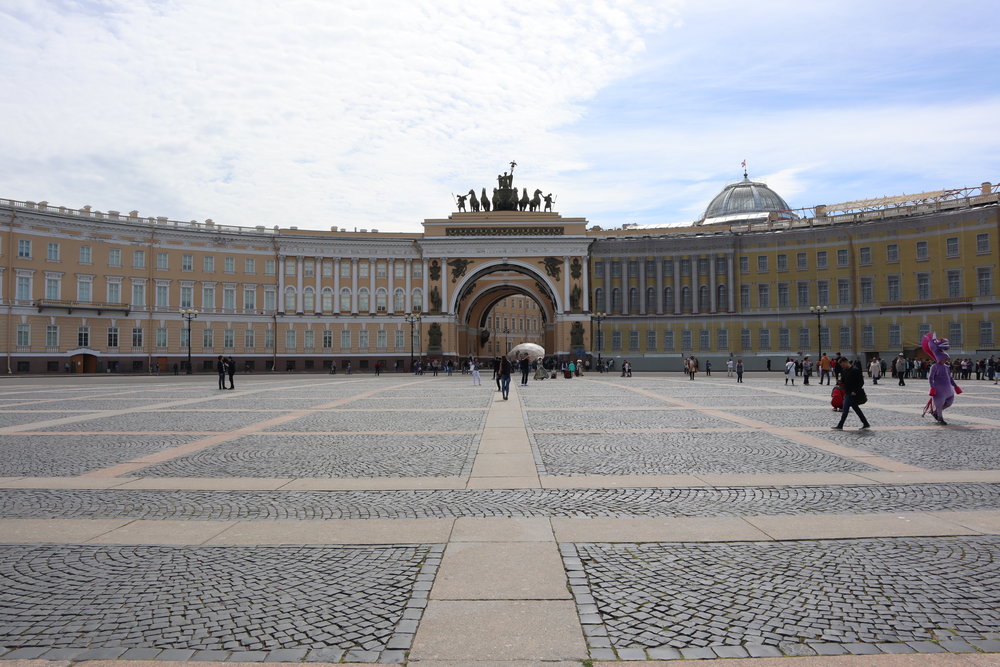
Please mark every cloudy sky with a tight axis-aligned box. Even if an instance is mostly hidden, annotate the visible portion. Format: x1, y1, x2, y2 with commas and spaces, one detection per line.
2, 0, 998, 231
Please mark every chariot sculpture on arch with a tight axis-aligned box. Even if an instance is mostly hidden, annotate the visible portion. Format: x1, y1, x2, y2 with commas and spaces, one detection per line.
454, 161, 557, 213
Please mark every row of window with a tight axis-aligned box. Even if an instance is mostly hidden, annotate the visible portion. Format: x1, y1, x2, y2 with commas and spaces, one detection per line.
594, 257, 730, 280
592, 321, 995, 353
14, 325, 420, 351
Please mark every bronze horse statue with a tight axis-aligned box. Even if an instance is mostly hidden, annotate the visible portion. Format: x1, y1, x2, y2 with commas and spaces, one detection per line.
529, 189, 543, 212
480, 188, 491, 212
467, 189, 480, 212
518, 188, 529, 211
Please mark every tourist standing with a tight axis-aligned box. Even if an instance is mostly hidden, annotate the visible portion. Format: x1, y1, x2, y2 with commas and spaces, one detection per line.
217, 355, 227, 390
499, 356, 512, 400
226, 356, 236, 390
802, 356, 813, 385
736, 359, 744, 383
895, 354, 907, 386
726, 358, 734, 377
819, 354, 832, 385
784, 358, 796, 385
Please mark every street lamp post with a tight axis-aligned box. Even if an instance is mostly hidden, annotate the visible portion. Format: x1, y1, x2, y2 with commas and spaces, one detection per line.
501, 327, 511, 356
179, 308, 199, 374
591, 312, 606, 372
404, 312, 421, 372
809, 305, 828, 361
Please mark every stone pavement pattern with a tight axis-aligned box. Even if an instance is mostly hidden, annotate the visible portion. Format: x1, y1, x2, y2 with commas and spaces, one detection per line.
0, 371, 998, 664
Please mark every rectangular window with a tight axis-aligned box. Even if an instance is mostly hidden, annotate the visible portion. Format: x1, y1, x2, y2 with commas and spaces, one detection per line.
392, 262, 403, 279
243, 287, 256, 310
860, 278, 873, 304
156, 328, 168, 347
819, 327, 830, 351
245, 258, 256, 274
977, 268, 993, 296
131, 282, 145, 306
611, 261, 622, 278
156, 252, 168, 270
265, 259, 275, 275
78, 245, 92, 264
859, 247, 871, 265
776, 254, 788, 272
155, 284, 169, 307
647, 329, 657, 350
45, 277, 60, 300
740, 285, 750, 310
980, 321, 994, 347
757, 284, 770, 308
886, 244, 899, 263
917, 273, 930, 300
224, 329, 235, 349
180, 328, 190, 348
107, 327, 119, 348
796, 252, 807, 270
612, 331, 623, 351
759, 328, 771, 350
341, 330, 351, 349
18, 239, 32, 258
16, 275, 32, 301
757, 255, 768, 272
376, 262, 387, 279
16, 324, 29, 347
47, 242, 60, 261
285, 329, 296, 349
244, 329, 255, 348
662, 259, 673, 275
629, 330, 640, 351
948, 321, 963, 346
46, 325, 58, 347
946, 237, 959, 257
180, 285, 193, 308
106, 280, 121, 304
182, 254, 193, 271
376, 329, 387, 349
131, 327, 143, 348
264, 329, 274, 349
816, 251, 828, 269
133, 250, 145, 268
359, 262, 369, 278
839, 326, 852, 349
699, 329, 709, 350
199, 256, 212, 273
304, 259, 315, 278
862, 325, 874, 349
303, 330, 315, 349
887, 276, 901, 302
837, 279, 850, 305
716, 328, 728, 350
741, 328, 751, 350
679, 330, 691, 350
778, 327, 790, 350
778, 283, 790, 308
976, 233, 990, 254
223, 286, 236, 310
77, 326, 90, 348
916, 241, 929, 260
918, 322, 931, 341
108, 248, 121, 267
202, 328, 214, 348
888, 324, 901, 348
394, 329, 403, 349
224, 257, 235, 273
77, 279, 92, 302
739, 256, 749, 273
646, 260, 656, 277
837, 249, 848, 267
947, 270, 962, 298
594, 261, 604, 279
339, 261, 351, 278
323, 329, 333, 349
264, 289, 276, 311
797, 282, 809, 307
663, 331, 674, 350
817, 281, 829, 306
799, 327, 810, 350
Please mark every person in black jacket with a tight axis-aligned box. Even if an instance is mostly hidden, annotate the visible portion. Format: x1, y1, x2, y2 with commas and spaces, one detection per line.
833, 357, 870, 430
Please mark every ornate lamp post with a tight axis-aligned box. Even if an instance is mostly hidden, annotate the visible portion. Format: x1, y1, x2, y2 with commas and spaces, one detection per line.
809, 305, 828, 361
179, 308, 199, 374
501, 327, 511, 356
404, 312, 421, 371
591, 312, 606, 371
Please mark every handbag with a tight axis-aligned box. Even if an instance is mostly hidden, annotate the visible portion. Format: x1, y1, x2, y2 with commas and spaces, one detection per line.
854, 388, 868, 405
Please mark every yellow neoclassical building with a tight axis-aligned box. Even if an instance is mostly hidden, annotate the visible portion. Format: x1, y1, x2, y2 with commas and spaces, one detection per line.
1, 174, 997, 373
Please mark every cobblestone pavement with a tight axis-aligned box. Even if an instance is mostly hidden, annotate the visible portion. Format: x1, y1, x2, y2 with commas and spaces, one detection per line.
533, 431, 879, 475
0, 543, 441, 663
2, 483, 998, 520
565, 536, 1000, 660
132, 433, 479, 478
0, 435, 201, 477
822, 428, 1000, 470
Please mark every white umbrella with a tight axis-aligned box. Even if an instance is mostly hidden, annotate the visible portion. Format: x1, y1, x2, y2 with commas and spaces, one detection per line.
507, 343, 545, 361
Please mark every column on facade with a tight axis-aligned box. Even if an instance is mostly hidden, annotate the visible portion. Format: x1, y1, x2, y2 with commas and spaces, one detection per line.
655, 256, 664, 315
333, 258, 341, 314
581, 255, 590, 312
727, 253, 735, 312
639, 256, 647, 315
296, 256, 304, 314
315, 256, 322, 313
563, 256, 570, 313
351, 258, 359, 314
604, 255, 612, 314
440, 257, 448, 314
405, 259, 413, 313
422, 259, 429, 312
692, 256, 700, 315
277, 255, 286, 313
709, 254, 717, 313
673, 256, 681, 314
387, 259, 395, 314
369, 257, 376, 313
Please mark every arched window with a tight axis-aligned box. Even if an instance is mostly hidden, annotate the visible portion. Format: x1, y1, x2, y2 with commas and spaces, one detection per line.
375, 287, 387, 312
303, 287, 315, 313
284, 286, 296, 312
717, 284, 728, 310
358, 287, 370, 313
681, 286, 692, 312
628, 288, 639, 312
646, 287, 656, 311
611, 288, 622, 313
411, 288, 423, 313
393, 288, 405, 312
698, 285, 710, 312
594, 288, 605, 312
321, 288, 333, 312
664, 287, 674, 311
339, 288, 351, 312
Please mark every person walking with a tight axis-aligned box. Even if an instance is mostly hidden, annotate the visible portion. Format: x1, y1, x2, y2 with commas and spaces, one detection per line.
868, 357, 882, 385
819, 353, 832, 385
226, 355, 236, 390
216, 355, 227, 390
833, 357, 870, 430
802, 356, 813, 385
493, 356, 503, 392
520, 354, 531, 385
688, 356, 698, 380
736, 358, 744, 383
726, 358, 734, 377
499, 355, 512, 400
470, 359, 481, 386
895, 354, 907, 386
784, 357, 795, 385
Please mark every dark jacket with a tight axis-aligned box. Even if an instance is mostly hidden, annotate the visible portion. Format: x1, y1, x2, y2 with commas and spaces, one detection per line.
841, 364, 865, 393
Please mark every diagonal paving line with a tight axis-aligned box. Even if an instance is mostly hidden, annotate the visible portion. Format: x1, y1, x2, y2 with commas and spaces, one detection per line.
589, 379, 927, 472
79, 378, 435, 478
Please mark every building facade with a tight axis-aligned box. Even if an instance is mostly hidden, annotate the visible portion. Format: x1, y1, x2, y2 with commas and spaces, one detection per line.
2, 178, 997, 373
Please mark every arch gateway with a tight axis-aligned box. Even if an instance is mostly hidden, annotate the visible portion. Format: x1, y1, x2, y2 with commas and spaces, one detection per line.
1, 177, 998, 373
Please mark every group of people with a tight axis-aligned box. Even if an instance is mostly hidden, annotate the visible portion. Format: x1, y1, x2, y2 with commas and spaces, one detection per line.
215, 355, 236, 390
